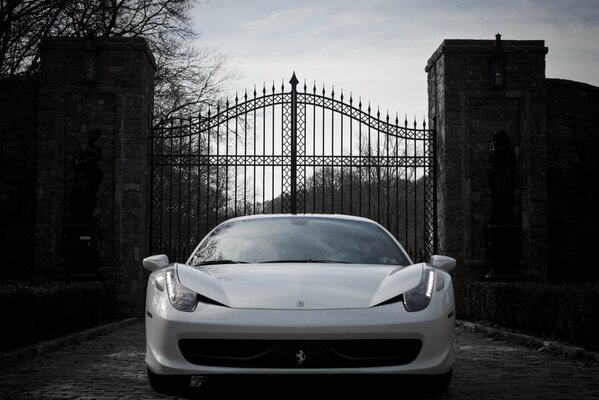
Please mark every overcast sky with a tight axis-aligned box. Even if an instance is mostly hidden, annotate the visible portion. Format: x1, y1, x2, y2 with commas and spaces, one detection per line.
192, 0, 599, 118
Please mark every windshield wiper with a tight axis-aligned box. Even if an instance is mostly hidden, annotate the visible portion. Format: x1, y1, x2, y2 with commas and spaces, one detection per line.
194, 260, 248, 266
259, 259, 349, 264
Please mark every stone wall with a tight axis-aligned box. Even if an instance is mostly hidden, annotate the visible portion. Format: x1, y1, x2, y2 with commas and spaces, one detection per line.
427, 36, 599, 307
426, 38, 549, 306
0, 77, 38, 279
546, 79, 599, 281
34, 37, 155, 316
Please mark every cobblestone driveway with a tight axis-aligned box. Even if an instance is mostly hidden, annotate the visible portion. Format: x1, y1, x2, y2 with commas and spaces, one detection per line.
1, 323, 598, 399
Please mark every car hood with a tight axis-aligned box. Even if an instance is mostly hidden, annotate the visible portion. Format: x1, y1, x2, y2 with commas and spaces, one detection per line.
176, 263, 424, 310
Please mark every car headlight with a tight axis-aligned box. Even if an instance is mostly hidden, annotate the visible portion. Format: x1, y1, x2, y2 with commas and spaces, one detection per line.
154, 272, 165, 291
165, 269, 198, 312
403, 268, 435, 312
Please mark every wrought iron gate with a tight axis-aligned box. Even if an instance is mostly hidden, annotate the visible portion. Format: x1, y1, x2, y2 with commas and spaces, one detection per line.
149, 73, 436, 262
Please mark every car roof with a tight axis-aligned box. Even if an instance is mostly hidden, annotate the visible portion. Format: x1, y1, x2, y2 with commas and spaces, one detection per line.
223, 214, 379, 224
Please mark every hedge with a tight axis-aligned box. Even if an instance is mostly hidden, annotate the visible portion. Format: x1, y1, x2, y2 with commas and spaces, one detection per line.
463, 281, 599, 350
0, 282, 118, 352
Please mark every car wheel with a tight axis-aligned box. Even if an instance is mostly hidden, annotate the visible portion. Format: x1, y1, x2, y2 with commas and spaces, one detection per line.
428, 369, 452, 393
147, 367, 191, 393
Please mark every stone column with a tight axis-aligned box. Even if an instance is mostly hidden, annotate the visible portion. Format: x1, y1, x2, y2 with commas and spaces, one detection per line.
426, 37, 548, 304
35, 37, 156, 316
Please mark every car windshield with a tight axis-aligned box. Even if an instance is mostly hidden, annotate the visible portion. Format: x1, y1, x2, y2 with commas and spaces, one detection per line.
189, 217, 410, 266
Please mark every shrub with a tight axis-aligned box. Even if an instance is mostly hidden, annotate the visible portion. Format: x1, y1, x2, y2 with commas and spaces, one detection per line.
0, 282, 118, 352
463, 281, 599, 350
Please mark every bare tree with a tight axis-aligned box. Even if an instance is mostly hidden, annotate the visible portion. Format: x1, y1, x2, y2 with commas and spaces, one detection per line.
154, 44, 236, 121
0, 0, 234, 119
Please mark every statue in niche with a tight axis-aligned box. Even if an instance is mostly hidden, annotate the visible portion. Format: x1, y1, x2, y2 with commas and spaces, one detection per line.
70, 129, 103, 223
487, 129, 516, 222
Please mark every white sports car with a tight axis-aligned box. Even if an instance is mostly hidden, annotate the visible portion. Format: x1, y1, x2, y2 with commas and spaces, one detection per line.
143, 214, 456, 393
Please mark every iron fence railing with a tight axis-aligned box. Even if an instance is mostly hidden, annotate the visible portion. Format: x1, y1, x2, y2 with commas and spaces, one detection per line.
149, 73, 436, 262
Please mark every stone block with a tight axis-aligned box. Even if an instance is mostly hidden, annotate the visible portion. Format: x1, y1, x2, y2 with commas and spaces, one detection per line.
123, 190, 142, 209
123, 221, 142, 235
122, 233, 143, 248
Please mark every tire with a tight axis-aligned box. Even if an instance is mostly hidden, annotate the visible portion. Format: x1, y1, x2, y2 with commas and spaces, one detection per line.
147, 367, 191, 393
428, 369, 452, 393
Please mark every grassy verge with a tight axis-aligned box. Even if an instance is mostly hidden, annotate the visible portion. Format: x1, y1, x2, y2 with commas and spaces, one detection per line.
0, 281, 118, 352
463, 281, 599, 350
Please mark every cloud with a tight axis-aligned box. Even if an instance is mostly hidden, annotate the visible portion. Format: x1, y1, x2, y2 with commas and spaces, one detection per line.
192, 0, 599, 115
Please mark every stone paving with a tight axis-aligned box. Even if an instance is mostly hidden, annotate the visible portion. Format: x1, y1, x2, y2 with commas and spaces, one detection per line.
0, 323, 598, 399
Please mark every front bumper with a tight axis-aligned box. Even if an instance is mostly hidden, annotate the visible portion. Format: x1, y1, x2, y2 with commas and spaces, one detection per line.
145, 280, 455, 376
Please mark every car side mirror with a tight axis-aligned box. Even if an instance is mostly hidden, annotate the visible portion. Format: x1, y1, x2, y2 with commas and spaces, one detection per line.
143, 254, 169, 272
430, 255, 456, 273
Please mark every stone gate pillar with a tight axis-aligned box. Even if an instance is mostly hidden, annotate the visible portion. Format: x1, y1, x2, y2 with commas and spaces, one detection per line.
35, 37, 156, 316
426, 36, 548, 303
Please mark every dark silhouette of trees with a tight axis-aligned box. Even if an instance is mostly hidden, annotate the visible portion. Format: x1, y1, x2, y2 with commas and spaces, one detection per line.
260, 166, 428, 261
0, 0, 235, 119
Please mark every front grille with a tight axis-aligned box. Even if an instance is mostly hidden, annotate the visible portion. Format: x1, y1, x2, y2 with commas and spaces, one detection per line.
179, 339, 422, 368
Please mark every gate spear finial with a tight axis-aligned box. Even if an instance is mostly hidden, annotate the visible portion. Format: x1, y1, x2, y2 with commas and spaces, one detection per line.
290, 71, 299, 87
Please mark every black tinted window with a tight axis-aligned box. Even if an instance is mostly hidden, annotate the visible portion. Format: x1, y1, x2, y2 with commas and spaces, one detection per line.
190, 217, 409, 266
